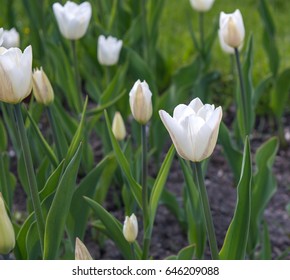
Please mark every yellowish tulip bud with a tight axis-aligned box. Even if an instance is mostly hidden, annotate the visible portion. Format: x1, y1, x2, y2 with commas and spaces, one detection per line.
129, 80, 153, 125
32, 67, 54, 105
123, 214, 138, 243
0, 193, 15, 254
75, 237, 93, 260
112, 112, 126, 141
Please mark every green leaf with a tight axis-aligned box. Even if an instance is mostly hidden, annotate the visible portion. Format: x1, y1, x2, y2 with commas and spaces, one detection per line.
43, 143, 82, 259
0, 118, 7, 151
84, 197, 138, 260
258, 0, 280, 76
26, 221, 41, 260
248, 137, 278, 252
27, 112, 58, 168
149, 145, 175, 221
104, 110, 142, 208
271, 68, 290, 119
219, 137, 252, 260
67, 154, 114, 241
260, 221, 272, 260
177, 244, 196, 260
218, 122, 243, 184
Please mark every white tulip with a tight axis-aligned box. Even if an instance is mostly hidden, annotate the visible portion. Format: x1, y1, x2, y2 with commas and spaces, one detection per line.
52, 1, 92, 40
129, 80, 153, 125
75, 238, 93, 260
189, 0, 215, 12
0, 28, 3, 46
112, 111, 126, 141
0, 45, 32, 104
1, 28, 20, 48
123, 214, 138, 243
97, 35, 123, 66
219, 9, 245, 49
159, 98, 222, 162
0, 193, 15, 254
32, 67, 54, 105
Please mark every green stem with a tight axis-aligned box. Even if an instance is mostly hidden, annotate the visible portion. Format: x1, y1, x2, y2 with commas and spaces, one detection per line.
14, 104, 45, 254
71, 40, 83, 113
194, 162, 219, 260
234, 47, 249, 138
0, 155, 11, 210
141, 124, 150, 259
199, 12, 205, 58
130, 243, 136, 260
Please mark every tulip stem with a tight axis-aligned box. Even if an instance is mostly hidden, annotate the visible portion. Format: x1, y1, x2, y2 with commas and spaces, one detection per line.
234, 47, 249, 138
130, 243, 136, 260
199, 12, 205, 58
194, 162, 219, 260
71, 40, 83, 113
141, 124, 150, 260
14, 104, 45, 255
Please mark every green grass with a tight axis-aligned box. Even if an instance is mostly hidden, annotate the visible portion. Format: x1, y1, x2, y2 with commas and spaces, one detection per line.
159, 0, 290, 84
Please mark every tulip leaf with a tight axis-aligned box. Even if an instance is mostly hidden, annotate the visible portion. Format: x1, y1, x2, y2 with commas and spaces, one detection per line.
177, 244, 196, 260
104, 110, 142, 208
67, 154, 114, 241
259, 221, 272, 260
218, 122, 243, 184
180, 159, 206, 259
0, 119, 8, 151
27, 112, 59, 168
26, 221, 41, 260
248, 137, 278, 253
43, 143, 82, 259
258, 0, 280, 76
149, 145, 175, 222
219, 137, 252, 260
84, 197, 139, 260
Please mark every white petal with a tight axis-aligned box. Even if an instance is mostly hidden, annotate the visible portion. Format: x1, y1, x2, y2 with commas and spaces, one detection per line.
188, 97, 204, 113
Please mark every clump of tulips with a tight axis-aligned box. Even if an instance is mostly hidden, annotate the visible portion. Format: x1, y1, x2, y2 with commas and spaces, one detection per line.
0, 0, 286, 261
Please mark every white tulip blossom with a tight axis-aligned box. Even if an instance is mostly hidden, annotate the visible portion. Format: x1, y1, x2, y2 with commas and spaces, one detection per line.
0, 45, 32, 104
1, 28, 20, 48
159, 98, 222, 162
129, 80, 153, 125
97, 35, 123, 66
219, 9, 245, 50
0, 193, 15, 254
189, 0, 215, 12
52, 1, 92, 40
123, 214, 138, 243
32, 67, 54, 105
0, 28, 3, 46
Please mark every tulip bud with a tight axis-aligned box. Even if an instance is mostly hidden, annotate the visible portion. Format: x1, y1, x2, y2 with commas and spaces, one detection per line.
75, 238, 93, 260
52, 1, 92, 40
0, 193, 15, 254
159, 98, 222, 162
219, 10, 245, 49
129, 80, 153, 125
32, 67, 54, 105
112, 112, 126, 141
97, 35, 123, 66
123, 214, 138, 243
1, 28, 20, 48
189, 0, 215, 12
0, 28, 3, 46
0, 45, 32, 104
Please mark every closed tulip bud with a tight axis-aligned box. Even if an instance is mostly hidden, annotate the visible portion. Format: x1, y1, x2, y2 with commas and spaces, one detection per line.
0, 28, 3, 46
219, 10, 245, 49
0, 193, 15, 254
159, 98, 222, 162
189, 0, 215, 12
52, 1, 92, 40
112, 112, 126, 141
1, 28, 20, 48
0, 45, 32, 104
123, 214, 138, 243
97, 35, 123, 66
75, 238, 93, 260
129, 80, 152, 125
32, 67, 54, 105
